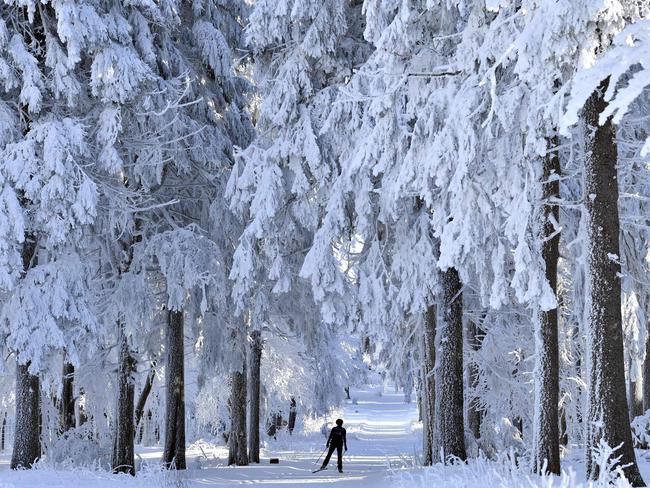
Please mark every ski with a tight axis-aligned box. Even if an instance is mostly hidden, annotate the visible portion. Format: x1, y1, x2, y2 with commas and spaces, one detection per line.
312, 467, 327, 473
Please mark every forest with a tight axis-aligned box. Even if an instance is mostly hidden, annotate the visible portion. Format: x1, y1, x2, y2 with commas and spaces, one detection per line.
0, 0, 650, 487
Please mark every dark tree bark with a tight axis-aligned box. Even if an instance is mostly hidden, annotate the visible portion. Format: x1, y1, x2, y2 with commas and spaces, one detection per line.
467, 318, 484, 441
2, 411, 7, 451
363, 336, 373, 356
434, 267, 466, 462
267, 413, 283, 438
533, 136, 561, 475
163, 310, 186, 470
288, 398, 297, 434
583, 80, 644, 486
12, 236, 40, 470
248, 330, 262, 463
229, 366, 248, 466
135, 363, 156, 441
421, 304, 436, 465
112, 223, 142, 472
514, 417, 524, 439
11, 362, 40, 469
416, 373, 423, 422
60, 361, 75, 433
112, 327, 135, 475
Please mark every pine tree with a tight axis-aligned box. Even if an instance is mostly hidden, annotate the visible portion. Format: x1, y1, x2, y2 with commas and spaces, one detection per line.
134, 363, 156, 440
421, 305, 436, 465
560, 7, 650, 484
248, 329, 263, 463
435, 267, 466, 462
113, 327, 136, 474
228, 331, 248, 466
11, 363, 40, 469
60, 360, 75, 433
532, 136, 561, 475
583, 80, 643, 486
162, 310, 185, 470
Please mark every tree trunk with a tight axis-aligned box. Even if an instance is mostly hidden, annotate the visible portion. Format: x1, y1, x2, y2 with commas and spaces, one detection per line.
467, 318, 484, 441
583, 80, 644, 486
363, 336, 372, 355
267, 413, 281, 437
434, 267, 466, 462
11, 362, 40, 469
2, 412, 7, 451
416, 373, 423, 422
422, 304, 436, 465
135, 363, 156, 442
229, 367, 248, 466
272, 413, 284, 436
163, 310, 186, 470
532, 135, 561, 475
60, 361, 75, 433
288, 398, 297, 434
12, 236, 40, 470
112, 327, 135, 475
248, 330, 262, 463
514, 417, 524, 439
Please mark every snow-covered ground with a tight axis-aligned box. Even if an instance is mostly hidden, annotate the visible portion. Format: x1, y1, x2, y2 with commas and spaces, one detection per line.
2, 383, 650, 488
0, 383, 420, 487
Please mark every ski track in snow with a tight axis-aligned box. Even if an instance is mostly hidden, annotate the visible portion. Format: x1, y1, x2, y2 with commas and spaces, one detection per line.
0, 384, 420, 487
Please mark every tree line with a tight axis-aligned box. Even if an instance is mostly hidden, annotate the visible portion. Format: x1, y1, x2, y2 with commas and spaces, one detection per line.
1, 1, 650, 486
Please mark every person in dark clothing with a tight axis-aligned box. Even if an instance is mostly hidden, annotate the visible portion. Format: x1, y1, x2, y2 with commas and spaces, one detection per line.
321, 419, 347, 472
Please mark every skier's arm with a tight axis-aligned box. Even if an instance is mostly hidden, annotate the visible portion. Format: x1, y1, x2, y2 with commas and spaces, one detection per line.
343, 428, 347, 450
326, 429, 333, 447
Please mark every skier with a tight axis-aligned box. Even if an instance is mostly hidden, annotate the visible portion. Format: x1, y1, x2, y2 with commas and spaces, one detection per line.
316, 419, 347, 473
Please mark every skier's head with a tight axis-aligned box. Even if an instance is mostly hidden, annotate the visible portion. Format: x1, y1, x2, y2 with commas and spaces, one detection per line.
336, 419, 343, 426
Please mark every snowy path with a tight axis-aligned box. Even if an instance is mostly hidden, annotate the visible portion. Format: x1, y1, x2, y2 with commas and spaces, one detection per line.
0, 384, 420, 487
182, 386, 418, 487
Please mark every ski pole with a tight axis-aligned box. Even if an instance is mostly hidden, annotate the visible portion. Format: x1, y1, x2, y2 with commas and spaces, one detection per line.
313, 447, 327, 467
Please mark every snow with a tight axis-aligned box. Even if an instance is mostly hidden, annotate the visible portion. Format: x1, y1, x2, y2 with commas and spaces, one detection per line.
0, 383, 420, 487
1, 1, 649, 486
3, 384, 650, 487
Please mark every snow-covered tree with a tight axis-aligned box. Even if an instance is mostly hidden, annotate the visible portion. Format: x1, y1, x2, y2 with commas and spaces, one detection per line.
0, 1, 648, 485
227, 0, 370, 458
